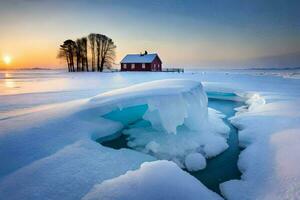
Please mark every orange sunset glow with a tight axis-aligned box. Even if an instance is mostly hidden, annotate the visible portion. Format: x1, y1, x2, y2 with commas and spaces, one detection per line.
0, 1, 299, 70
0, 39, 63, 69
2, 55, 12, 65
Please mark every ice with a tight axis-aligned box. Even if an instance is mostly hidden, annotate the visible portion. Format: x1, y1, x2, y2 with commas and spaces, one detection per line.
88, 79, 229, 168
89, 79, 208, 134
82, 160, 222, 200
143, 95, 189, 134
244, 93, 266, 112
185, 153, 207, 171
142, 85, 208, 134
142, 84, 208, 134
123, 109, 229, 168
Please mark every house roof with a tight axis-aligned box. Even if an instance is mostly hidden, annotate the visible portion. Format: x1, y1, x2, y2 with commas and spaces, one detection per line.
120, 53, 159, 64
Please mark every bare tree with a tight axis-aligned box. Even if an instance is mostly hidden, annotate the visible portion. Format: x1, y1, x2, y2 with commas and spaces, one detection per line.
88, 33, 96, 72
58, 40, 76, 72
81, 37, 89, 72
95, 34, 102, 71
76, 39, 83, 71
59, 33, 116, 72
57, 48, 70, 72
95, 34, 116, 72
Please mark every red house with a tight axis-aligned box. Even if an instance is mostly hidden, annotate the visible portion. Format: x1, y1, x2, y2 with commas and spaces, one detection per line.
120, 52, 162, 71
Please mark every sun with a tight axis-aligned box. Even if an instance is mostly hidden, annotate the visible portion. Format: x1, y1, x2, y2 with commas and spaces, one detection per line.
3, 55, 12, 65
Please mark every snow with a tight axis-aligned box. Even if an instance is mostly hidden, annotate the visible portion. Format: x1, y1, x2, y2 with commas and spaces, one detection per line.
221, 129, 300, 200
0, 139, 155, 200
185, 153, 207, 171
82, 160, 222, 200
1, 69, 300, 199
0, 100, 123, 178
220, 93, 300, 199
120, 53, 159, 63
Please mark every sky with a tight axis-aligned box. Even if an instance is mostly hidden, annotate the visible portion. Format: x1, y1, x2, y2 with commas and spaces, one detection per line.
0, 0, 299, 69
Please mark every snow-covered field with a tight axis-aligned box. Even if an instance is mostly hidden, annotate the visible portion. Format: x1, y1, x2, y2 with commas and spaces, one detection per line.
0, 69, 300, 200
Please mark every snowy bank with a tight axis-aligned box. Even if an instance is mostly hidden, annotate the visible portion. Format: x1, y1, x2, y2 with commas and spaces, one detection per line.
0, 139, 154, 200
82, 160, 221, 200
220, 92, 300, 199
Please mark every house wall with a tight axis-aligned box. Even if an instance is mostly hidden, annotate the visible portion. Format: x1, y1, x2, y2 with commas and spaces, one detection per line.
121, 63, 152, 71
151, 56, 162, 71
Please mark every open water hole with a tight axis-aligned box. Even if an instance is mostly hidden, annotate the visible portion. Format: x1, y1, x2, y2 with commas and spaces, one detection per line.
96, 94, 244, 195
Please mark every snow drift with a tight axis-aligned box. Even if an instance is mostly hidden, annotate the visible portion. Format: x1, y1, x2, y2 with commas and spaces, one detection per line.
82, 160, 221, 200
220, 92, 300, 200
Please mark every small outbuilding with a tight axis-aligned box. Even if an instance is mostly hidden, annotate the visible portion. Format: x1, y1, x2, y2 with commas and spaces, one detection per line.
120, 51, 162, 71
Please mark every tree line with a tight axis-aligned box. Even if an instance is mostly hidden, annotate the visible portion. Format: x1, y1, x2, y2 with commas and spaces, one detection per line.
58, 33, 116, 72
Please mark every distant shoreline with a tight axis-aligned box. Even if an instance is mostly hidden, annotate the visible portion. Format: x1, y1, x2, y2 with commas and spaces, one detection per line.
1, 66, 299, 71
0, 67, 65, 71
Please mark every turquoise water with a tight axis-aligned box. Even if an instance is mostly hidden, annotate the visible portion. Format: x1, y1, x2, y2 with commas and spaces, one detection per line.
206, 91, 237, 98
103, 104, 148, 126
97, 97, 243, 195
206, 91, 244, 102
97, 104, 148, 147
190, 99, 243, 194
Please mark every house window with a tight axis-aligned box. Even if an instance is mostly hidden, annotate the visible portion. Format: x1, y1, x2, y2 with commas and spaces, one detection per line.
131, 63, 135, 69
142, 63, 146, 69
123, 64, 127, 69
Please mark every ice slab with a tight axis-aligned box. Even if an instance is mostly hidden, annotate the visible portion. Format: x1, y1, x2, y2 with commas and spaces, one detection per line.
89, 79, 208, 134
185, 153, 207, 171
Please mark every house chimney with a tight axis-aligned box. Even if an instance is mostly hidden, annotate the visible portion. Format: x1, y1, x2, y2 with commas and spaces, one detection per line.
144, 50, 148, 55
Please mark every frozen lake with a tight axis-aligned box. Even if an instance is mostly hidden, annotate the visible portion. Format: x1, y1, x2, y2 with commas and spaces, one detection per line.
1, 69, 300, 200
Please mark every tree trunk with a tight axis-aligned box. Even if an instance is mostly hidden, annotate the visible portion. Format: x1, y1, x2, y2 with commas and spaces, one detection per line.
76, 52, 80, 72
91, 48, 95, 71
67, 56, 71, 72
100, 59, 104, 72
97, 51, 100, 71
